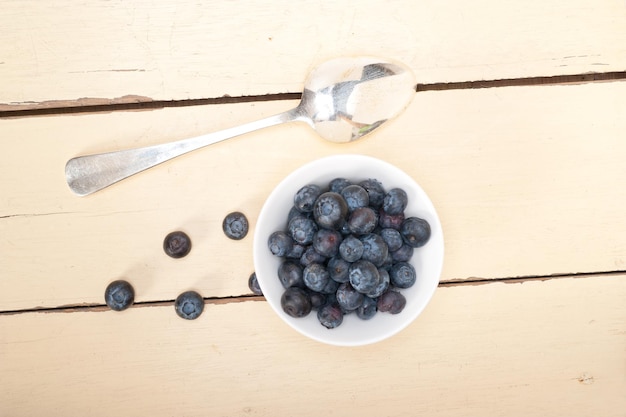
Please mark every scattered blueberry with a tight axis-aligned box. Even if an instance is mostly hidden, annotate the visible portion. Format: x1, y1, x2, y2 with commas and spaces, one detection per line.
339, 235, 364, 263
359, 178, 385, 208
175, 291, 204, 320
294, 184, 322, 213
336, 282, 364, 311
163, 231, 192, 258
348, 206, 379, 235
268, 231, 294, 257
349, 260, 381, 294
356, 296, 377, 320
341, 184, 369, 212
281, 287, 312, 318
248, 272, 263, 295
400, 217, 431, 248
313, 192, 348, 230
383, 188, 408, 215
104, 280, 135, 311
222, 211, 249, 240
303, 262, 330, 292
389, 261, 417, 288
317, 301, 344, 329
288, 216, 318, 245
312, 228, 343, 258
377, 290, 406, 314
278, 260, 305, 289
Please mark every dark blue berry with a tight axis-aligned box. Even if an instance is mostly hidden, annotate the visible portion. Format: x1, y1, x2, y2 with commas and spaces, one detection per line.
285, 243, 306, 260
163, 231, 192, 258
391, 243, 414, 262
222, 211, 249, 240
308, 291, 327, 309
175, 291, 204, 320
300, 245, 327, 267
336, 282, 364, 311
359, 178, 385, 208
294, 184, 322, 213
312, 228, 342, 258
288, 216, 318, 245
278, 260, 305, 289
327, 256, 351, 283
377, 290, 406, 314
248, 272, 263, 295
349, 260, 380, 294
281, 287, 312, 318
389, 262, 416, 288
339, 235, 364, 262
303, 263, 330, 292
317, 301, 344, 329
320, 277, 340, 295
348, 207, 378, 235
382, 188, 408, 215
268, 231, 294, 257
366, 268, 390, 298
104, 280, 134, 311
400, 217, 431, 248
313, 192, 348, 230
380, 228, 403, 252
287, 206, 311, 226
329, 177, 352, 194
378, 208, 405, 230
340, 184, 369, 212
356, 296, 377, 320
360, 233, 389, 267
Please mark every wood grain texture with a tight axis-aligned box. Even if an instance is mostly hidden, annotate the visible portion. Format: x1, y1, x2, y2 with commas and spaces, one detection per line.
2, 81, 625, 310
1, 275, 624, 417
1, 0, 625, 108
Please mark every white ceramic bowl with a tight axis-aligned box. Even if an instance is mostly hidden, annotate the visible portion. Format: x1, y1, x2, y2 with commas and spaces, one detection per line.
253, 154, 444, 346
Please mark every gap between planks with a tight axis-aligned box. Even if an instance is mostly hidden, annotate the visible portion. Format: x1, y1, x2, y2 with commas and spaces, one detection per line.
1, 270, 623, 316
1, 70, 625, 118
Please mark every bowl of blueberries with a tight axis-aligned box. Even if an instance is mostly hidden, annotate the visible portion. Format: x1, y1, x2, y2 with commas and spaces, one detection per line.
253, 154, 444, 346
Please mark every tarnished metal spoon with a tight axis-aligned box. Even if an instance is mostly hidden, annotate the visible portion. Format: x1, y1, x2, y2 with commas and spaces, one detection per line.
65, 56, 416, 196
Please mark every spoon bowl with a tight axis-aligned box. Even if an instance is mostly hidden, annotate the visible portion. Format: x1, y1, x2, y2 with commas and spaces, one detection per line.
65, 57, 416, 196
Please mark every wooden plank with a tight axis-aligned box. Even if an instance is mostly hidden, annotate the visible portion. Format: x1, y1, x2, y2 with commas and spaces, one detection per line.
1, 81, 626, 310
0, 275, 624, 417
1, 0, 626, 108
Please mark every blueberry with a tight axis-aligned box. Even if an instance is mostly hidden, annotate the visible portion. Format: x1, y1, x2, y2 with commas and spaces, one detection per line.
378, 208, 405, 230
281, 287, 312, 318
303, 262, 330, 292
288, 216, 318, 245
366, 268, 390, 298
287, 206, 311, 226
104, 280, 135, 311
349, 260, 380, 294
379, 251, 394, 271
278, 260, 305, 289
294, 184, 322, 213
327, 256, 351, 283
380, 228, 404, 252
382, 188, 408, 215
400, 217, 431, 248
175, 291, 204, 320
359, 178, 385, 209
360, 233, 389, 267
329, 177, 352, 194
377, 290, 406, 314
356, 296, 378, 320
336, 282, 364, 311
389, 262, 416, 288
339, 235, 364, 262
340, 184, 369, 212
285, 243, 306, 260
320, 277, 340, 295
391, 243, 414, 262
348, 207, 378, 235
313, 192, 348, 230
163, 231, 192, 258
248, 272, 263, 295
268, 231, 294, 257
300, 245, 327, 267
312, 228, 343, 258
317, 300, 344, 329
222, 211, 249, 240
308, 291, 327, 309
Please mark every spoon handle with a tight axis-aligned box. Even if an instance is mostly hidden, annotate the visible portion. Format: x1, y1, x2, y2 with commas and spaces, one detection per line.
65, 108, 300, 196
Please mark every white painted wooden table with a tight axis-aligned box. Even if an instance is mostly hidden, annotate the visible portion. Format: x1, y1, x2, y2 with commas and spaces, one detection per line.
1, 1, 625, 416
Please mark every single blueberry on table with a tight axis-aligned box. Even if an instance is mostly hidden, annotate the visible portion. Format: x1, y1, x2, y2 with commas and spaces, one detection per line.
359, 233, 389, 267
294, 184, 322, 213
104, 280, 135, 311
268, 231, 294, 257
377, 290, 406, 314
278, 260, 305, 289
349, 260, 381, 294
348, 206, 379, 235
313, 192, 348, 230
299, 245, 327, 267
222, 211, 249, 240
359, 178, 385, 209
380, 228, 404, 252
382, 188, 408, 215
389, 261, 417, 288
303, 262, 331, 292
356, 296, 378, 320
391, 243, 414, 263
163, 231, 192, 258
312, 228, 343, 258
329, 177, 352, 194
378, 208, 405, 230
366, 268, 390, 298
248, 272, 263, 295
327, 256, 351, 283
288, 216, 318, 245
317, 300, 344, 329
400, 217, 431, 248
340, 184, 369, 212
281, 287, 312, 318
175, 291, 205, 320
336, 282, 365, 311
339, 235, 364, 263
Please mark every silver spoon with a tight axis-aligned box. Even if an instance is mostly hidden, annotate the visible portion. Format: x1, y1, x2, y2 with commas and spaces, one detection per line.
65, 56, 416, 196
